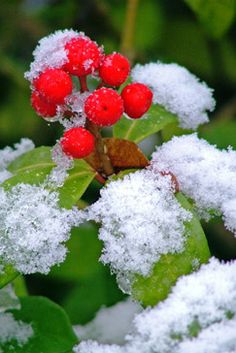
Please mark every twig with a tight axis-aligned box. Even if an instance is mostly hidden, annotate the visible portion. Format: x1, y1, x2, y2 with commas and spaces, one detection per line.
120, 0, 139, 63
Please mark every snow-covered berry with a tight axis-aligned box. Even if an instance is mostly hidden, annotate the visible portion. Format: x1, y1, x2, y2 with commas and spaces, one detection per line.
121, 82, 153, 119
61, 127, 95, 159
63, 36, 102, 77
34, 68, 73, 104
99, 53, 130, 87
84, 87, 124, 126
31, 90, 57, 117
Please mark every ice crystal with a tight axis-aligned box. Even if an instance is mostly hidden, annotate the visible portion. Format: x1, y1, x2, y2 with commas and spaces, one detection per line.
222, 199, 236, 235
0, 139, 34, 184
57, 91, 89, 130
131, 62, 215, 129
74, 298, 142, 345
74, 259, 236, 353
0, 184, 84, 274
0, 286, 20, 312
25, 29, 82, 83
151, 134, 236, 232
47, 142, 74, 187
0, 312, 33, 347
87, 170, 191, 283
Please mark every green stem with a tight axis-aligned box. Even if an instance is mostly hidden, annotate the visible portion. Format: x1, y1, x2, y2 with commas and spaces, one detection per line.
120, 0, 139, 63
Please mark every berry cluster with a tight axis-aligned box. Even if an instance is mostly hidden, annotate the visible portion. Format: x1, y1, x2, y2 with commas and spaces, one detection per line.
28, 31, 153, 160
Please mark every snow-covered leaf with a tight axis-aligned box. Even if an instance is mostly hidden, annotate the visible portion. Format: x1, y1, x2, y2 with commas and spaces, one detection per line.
3, 296, 78, 353
3, 146, 96, 209
131, 193, 211, 306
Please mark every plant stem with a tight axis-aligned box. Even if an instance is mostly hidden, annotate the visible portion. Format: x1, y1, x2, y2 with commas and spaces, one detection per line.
79, 76, 114, 177
86, 119, 114, 176
120, 0, 139, 63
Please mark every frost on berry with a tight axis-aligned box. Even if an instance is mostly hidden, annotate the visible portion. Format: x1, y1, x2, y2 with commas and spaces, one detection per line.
0, 139, 34, 184
84, 88, 124, 126
33, 68, 73, 104
151, 134, 236, 235
74, 259, 236, 353
0, 184, 84, 274
99, 53, 130, 87
63, 36, 103, 76
86, 169, 191, 290
121, 83, 153, 119
61, 127, 95, 159
131, 62, 215, 129
25, 29, 82, 83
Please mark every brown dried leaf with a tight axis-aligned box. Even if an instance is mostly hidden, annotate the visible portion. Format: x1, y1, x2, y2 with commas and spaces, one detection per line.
85, 137, 149, 172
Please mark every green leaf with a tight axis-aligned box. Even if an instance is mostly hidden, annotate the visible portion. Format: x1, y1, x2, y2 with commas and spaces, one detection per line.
0, 264, 19, 289
200, 121, 236, 150
50, 223, 102, 282
4, 296, 78, 353
131, 193, 211, 306
113, 105, 177, 143
58, 159, 96, 209
63, 267, 125, 325
184, 0, 235, 39
3, 146, 96, 209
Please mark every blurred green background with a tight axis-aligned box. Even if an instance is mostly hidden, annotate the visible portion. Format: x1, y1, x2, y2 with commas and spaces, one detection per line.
1, 0, 236, 325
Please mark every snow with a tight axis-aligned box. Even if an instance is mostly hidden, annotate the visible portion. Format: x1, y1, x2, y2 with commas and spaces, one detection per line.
74, 298, 142, 345
0, 184, 84, 274
73, 258, 236, 353
25, 29, 83, 83
151, 134, 236, 234
0, 312, 33, 347
0, 139, 34, 184
222, 199, 236, 235
57, 91, 89, 130
0, 285, 20, 312
47, 142, 74, 187
86, 169, 191, 290
131, 62, 215, 130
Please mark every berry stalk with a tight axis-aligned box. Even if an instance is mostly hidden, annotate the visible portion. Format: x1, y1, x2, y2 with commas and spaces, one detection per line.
79, 76, 114, 177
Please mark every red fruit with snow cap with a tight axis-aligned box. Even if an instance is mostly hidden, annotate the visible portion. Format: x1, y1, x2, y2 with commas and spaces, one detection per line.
121, 83, 153, 119
84, 87, 124, 126
61, 127, 95, 159
34, 68, 73, 104
64, 36, 102, 77
99, 53, 130, 87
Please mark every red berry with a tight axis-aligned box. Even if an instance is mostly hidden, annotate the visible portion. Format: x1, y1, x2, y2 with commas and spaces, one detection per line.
84, 88, 124, 126
34, 68, 73, 104
61, 127, 95, 159
64, 36, 102, 77
121, 83, 153, 119
99, 53, 130, 86
31, 91, 57, 118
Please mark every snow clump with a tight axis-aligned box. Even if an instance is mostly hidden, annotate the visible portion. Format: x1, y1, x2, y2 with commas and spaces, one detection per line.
74, 298, 142, 345
151, 134, 236, 234
131, 62, 215, 130
25, 29, 81, 83
0, 184, 84, 274
86, 169, 191, 285
73, 258, 236, 353
0, 312, 33, 348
